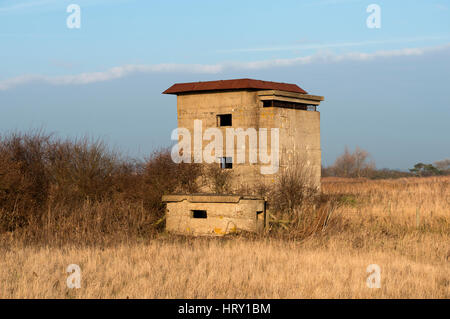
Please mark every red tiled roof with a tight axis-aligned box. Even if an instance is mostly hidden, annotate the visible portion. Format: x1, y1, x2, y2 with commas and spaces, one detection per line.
162, 78, 307, 95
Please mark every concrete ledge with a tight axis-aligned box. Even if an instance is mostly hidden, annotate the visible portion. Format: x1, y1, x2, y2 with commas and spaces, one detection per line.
257, 90, 324, 104
162, 193, 264, 203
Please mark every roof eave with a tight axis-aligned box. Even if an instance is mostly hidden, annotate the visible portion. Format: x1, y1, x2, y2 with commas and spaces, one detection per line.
257, 90, 324, 105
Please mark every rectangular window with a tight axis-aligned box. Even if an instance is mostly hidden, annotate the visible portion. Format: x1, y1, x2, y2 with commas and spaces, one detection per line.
256, 211, 264, 220
192, 210, 207, 218
262, 99, 315, 111
220, 157, 233, 169
262, 100, 273, 107
217, 114, 232, 127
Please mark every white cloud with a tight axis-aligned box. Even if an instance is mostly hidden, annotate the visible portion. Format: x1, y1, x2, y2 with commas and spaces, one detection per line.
0, 64, 224, 90
303, 0, 363, 6
0, 0, 57, 12
217, 36, 449, 53
1, 44, 449, 91
0, 0, 127, 13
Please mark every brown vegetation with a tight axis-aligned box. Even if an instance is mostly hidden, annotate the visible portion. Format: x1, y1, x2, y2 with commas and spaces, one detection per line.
322, 146, 375, 178
323, 146, 450, 179
0, 133, 201, 245
0, 132, 448, 298
260, 161, 341, 240
1, 131, 337, 245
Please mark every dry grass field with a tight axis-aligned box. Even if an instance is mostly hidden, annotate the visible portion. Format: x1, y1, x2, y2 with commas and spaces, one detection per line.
1, 176, 448, 298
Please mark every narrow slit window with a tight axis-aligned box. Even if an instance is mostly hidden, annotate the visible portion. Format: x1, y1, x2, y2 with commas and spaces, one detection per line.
217, 114, 232, 127
192, 210, 207, 218
262, 100, 273, 107
220, 157, 233, 169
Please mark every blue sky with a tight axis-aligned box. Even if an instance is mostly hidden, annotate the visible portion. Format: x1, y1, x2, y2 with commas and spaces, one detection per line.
0, 0, 449, 169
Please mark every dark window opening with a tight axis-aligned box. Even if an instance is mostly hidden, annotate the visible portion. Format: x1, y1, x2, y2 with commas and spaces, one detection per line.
217, 114, 232, 127
262, 99, 316, 111
262, 100, 273, 107
192, 210, 207, 218
220, 157, 233, 169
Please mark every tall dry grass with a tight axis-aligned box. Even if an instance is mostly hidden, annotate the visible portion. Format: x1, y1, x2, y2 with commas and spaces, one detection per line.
0, 132, 448, 298
1, 176, 448, 298
0, 131, 340, 246
0, 132, 206, 246
1, 237, 448, 298
322, 176, 449, 233
258, 161, 342, 240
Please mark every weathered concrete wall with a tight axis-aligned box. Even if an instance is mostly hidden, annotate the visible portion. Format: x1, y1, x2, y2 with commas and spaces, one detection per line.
176, 90, 321, 191
163, 195, 265, 236
177, 91, 262, 188
264, 106, 321, 189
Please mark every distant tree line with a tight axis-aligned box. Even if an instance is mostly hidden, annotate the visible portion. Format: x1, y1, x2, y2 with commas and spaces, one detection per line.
322, 147, 450, 179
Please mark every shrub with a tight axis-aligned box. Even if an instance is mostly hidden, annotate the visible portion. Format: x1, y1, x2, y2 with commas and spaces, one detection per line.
142, 149, 203, 219
0, 132, 204, 243
268, 161, 318, 214
0, 132, 50, 232
409, 163, 442, 177
434, 159, 450, 174
202, 163, 233, 194
252, 159, 342, 240
327, 146, 375, 178
46, 138, 120, 204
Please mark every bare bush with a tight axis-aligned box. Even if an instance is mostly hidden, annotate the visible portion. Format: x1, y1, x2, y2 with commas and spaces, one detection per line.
46, 138, 120, 204
0, 132, 50, 232
202, 163, 233, 194
253, 158, 341, 240
142, 149, 203, 220
274, 194, 341, 239
329, 146, 375, 178
434, 159, 450, 174
176, 162, 203, 193
0, 132, 203, 243
268, 161, 318, 214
